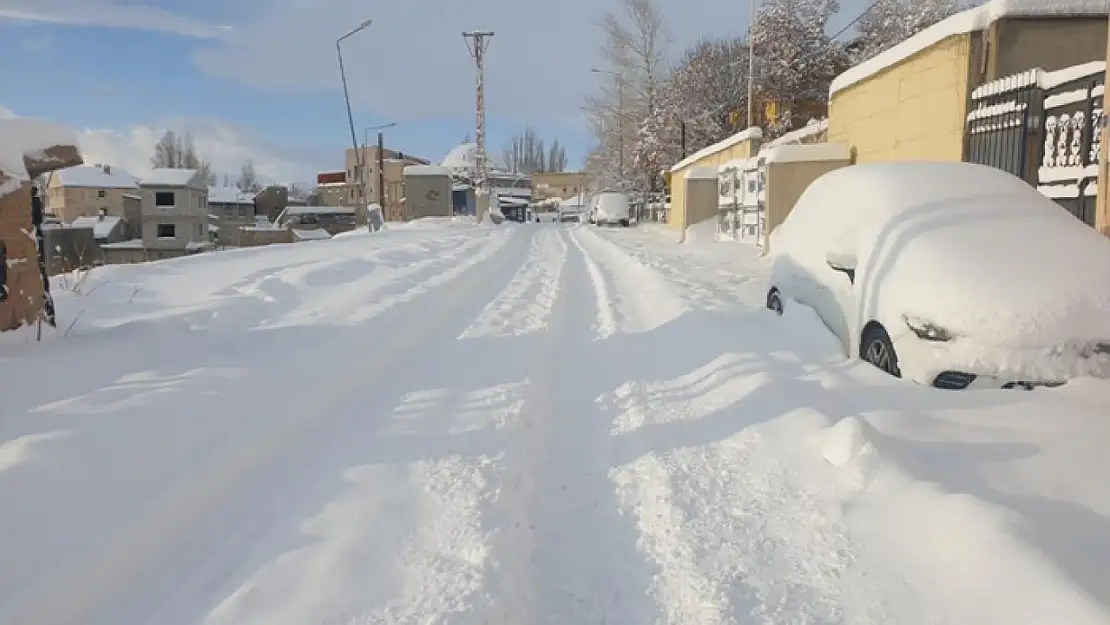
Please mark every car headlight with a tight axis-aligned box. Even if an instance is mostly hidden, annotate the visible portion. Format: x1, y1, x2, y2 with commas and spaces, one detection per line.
904, 315, 954, 342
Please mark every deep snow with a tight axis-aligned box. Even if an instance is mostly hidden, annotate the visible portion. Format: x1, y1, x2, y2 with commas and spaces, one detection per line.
1, 221, 1108, 625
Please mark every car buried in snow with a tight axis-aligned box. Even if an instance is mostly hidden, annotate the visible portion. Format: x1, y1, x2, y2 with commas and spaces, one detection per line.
765, 161, 1110, 390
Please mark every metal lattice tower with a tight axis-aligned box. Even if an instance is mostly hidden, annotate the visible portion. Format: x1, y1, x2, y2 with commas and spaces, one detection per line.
463, 31, 494, 192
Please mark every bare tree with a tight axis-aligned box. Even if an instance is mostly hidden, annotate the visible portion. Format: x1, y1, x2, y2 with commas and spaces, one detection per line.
854, 0, 960, 62
152, 131, 184, 168
587, 0, 670, 189
152, 130, 216, 184
237, 160, 260, 192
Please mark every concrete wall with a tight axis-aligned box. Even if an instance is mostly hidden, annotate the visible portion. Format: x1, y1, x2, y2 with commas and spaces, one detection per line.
828, 33, 975, 164
989, 17, 1108, 82
48, 186, 135, 223
140, 185, 208, 250
404, 174, 453, 220
240, 228, 293, 247
762, 158, 852, 253
669, 136, 760, 233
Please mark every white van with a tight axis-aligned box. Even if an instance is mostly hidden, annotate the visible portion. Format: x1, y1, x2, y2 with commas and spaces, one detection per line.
593, 192, 631, 227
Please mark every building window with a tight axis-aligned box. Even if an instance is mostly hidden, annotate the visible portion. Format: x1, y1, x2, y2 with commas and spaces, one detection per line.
156, 223, 176, 238
155, 191, 175, 206
98, 189, 106, 198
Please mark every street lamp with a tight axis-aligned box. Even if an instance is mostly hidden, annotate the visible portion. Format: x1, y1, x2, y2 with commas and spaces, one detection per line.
337, 18, 372, 209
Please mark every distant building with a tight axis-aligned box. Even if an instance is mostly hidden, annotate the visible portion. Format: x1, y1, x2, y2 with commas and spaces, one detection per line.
314, 171, 349, 206
345, 146, 430, 221
101, 168, 211, 263
532, 171, 588, 201
46, 164, 139, 224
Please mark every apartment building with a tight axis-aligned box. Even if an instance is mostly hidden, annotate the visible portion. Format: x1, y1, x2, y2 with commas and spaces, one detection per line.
46, 164, 139, 224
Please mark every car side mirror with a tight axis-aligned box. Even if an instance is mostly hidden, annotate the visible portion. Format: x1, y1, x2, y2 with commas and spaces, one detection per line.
826, 251, 856, 284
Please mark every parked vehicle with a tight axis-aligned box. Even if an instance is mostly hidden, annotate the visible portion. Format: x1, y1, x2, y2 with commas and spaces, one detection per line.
766, 161, 1110, 390
593, 192, 631, 227
558, 209, 582, 223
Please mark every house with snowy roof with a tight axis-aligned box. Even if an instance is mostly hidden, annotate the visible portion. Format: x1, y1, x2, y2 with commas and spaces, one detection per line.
45, 164, 138, 224
828, 0, 1110, 231
101, 168, 211, 263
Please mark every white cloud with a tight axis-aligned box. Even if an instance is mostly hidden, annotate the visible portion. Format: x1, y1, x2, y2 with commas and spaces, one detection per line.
1, 105, 329, 184
0, 0, 231, 38
187, 0, 758, 124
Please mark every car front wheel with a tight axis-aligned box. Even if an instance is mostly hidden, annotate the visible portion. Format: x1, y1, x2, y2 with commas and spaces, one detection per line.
766, 288, 784, 315
860, 323, 901, 378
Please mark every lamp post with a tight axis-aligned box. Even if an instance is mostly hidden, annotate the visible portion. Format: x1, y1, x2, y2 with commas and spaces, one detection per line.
337, 18, 372, 210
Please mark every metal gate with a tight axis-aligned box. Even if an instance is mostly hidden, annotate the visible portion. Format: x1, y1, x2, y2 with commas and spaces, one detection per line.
965, 71, 1040, 181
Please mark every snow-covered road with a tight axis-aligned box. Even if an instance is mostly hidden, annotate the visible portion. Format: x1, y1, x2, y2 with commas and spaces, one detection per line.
1, 221, 1108, 625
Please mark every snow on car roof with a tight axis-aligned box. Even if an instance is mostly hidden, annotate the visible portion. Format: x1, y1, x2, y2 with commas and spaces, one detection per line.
831, 0, 1110, 96
773, 161, 1110, 357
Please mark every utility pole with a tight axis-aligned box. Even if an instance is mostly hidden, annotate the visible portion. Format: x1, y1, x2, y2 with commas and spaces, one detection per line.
377, 131, 387, 219
680, 121, 687, 158
1096, 11, 1110, 236
463, 31, 494, 195
747, 0, 757, 128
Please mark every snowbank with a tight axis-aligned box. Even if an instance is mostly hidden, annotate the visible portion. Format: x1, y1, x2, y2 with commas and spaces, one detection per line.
830, 0, 1110, 96
683, 218, 719, 243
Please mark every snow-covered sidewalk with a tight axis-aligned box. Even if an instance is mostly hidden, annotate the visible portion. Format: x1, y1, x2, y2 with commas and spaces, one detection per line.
1, 222, 1108, 625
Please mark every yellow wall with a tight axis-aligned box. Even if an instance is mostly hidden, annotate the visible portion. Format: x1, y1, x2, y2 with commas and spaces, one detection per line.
668, 137, 758, 232
828, 34, 974, 164
533, 171, 588, 200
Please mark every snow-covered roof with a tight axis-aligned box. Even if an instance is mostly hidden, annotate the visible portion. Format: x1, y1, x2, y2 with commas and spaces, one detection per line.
208, 186, 256, 204
140, 168, 199, 187
670, 127, 764, 173
55, 165, 137, 189
70, 215, 123, 239
0, 116, 80, 197
405, 165, 451, 177
831, 0, 1110, 96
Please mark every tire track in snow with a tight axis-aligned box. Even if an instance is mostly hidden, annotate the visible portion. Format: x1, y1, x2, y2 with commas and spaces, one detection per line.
0, 227, 527, 625
572, 227, 687, 335
464, 227, 656, 625
579, 230, 889, 624
457, 227, 567, 339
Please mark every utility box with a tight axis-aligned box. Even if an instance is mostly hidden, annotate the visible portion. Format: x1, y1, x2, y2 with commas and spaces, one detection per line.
403, 165, 452, 221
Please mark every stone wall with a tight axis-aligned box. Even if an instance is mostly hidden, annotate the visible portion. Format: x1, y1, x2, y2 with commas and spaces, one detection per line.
0, 180, 46, 331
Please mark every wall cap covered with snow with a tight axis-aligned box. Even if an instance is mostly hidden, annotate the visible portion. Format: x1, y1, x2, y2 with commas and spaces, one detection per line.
830, 0, 1110, 97
404, 165, 452, 177
762, 142, 852, 165
670, 126, 763, 174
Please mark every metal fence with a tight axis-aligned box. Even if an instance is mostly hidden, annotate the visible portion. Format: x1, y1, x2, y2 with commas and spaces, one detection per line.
966, 65, 1105, 228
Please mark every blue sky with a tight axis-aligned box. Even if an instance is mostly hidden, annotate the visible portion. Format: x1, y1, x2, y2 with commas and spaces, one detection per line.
0, 0, 870, 185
